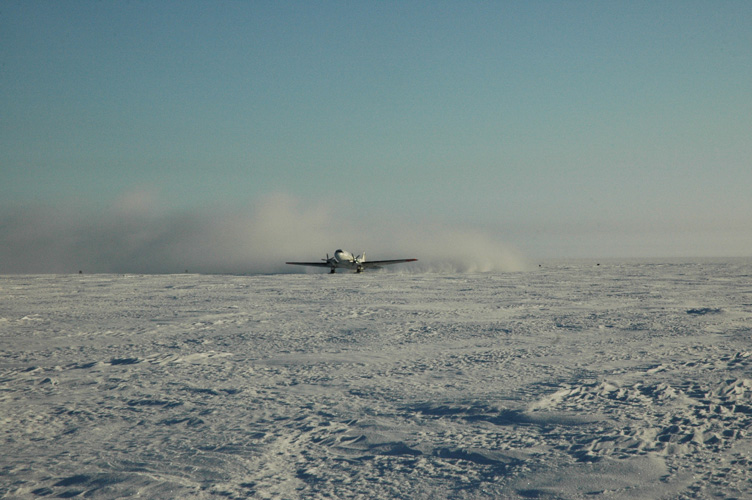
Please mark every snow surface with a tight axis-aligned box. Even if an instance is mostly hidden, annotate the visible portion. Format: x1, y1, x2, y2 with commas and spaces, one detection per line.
2, 260, 751, 499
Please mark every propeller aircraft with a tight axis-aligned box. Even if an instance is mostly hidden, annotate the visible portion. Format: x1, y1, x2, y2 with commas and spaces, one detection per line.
286, 249, 417, 274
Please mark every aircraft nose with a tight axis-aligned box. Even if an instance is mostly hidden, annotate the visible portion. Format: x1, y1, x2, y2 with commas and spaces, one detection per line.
334, 250, 352, 261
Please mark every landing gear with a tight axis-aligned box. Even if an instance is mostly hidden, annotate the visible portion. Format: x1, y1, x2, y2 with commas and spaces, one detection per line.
330, 268, 336, 274
356, 266, 363, 273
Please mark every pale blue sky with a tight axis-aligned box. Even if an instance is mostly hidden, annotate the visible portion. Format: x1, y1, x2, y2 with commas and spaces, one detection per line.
2, 1, 751, 270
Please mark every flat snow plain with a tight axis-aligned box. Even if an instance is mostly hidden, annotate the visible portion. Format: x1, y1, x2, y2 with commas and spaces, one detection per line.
2, 260, 752, 499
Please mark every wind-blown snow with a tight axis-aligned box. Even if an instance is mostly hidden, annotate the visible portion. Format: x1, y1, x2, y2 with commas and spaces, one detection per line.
2, 259, 751, 498
0, 194, 527, 274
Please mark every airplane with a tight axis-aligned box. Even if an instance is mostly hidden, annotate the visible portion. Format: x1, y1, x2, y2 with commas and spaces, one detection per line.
286, 249, 417, 274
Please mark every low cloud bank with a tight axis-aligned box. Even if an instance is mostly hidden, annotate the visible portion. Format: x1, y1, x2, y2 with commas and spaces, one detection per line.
0, 194, 528, 274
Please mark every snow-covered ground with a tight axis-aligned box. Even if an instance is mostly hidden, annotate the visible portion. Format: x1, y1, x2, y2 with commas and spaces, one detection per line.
2, 260, 751, 499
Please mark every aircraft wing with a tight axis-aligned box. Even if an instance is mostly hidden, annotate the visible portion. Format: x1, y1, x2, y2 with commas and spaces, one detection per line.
360, 258, 417, 269
285, 262, 332, 267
